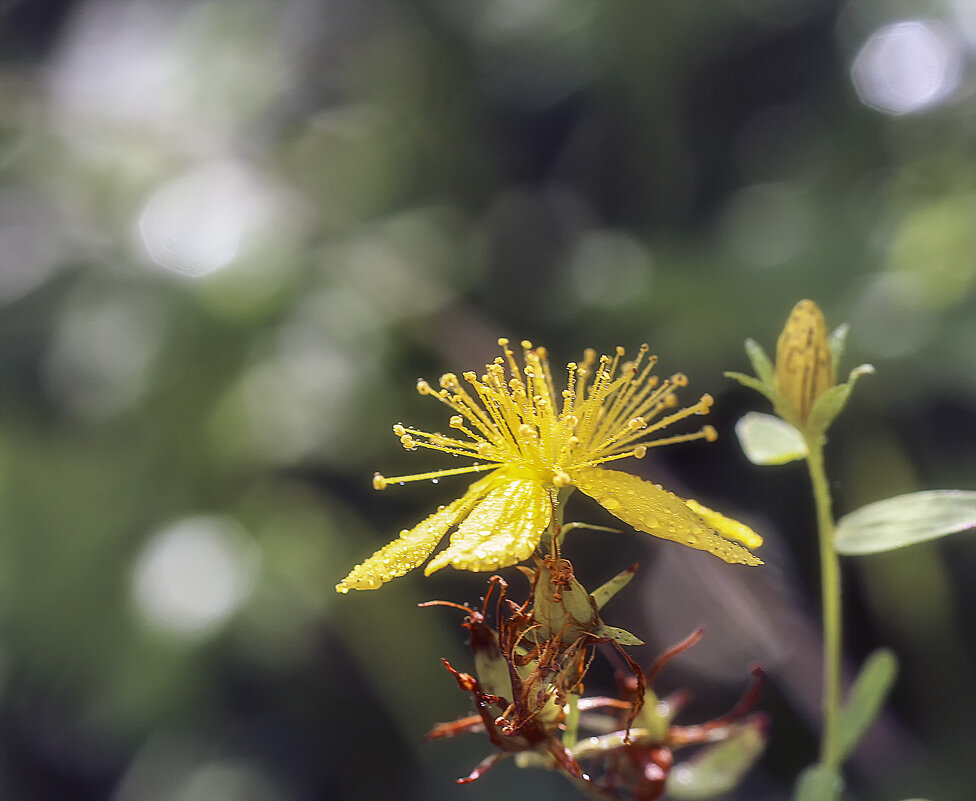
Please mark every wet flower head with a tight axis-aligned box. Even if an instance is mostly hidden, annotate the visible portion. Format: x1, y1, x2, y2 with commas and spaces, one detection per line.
377, 339, 715, 491
336, 340, 762, 593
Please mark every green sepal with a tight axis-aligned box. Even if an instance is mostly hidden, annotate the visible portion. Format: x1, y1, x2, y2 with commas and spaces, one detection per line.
724, 369, 800, 429
665, 717, 768, 799
591, 563, 637, 610
593, 624, 644, 646
792, 764, 844, 801
838, 648, 898, 760
744, 338, 776, 385
805, 364, 874, 438
834, 490, 976, 555
724, 370, 780, 406
828, 323, 849, 380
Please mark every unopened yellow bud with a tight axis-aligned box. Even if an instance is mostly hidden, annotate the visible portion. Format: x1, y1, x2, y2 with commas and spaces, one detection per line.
775, 299, 833, 423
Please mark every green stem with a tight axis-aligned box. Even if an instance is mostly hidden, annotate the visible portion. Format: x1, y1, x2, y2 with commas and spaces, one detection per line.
805, 435, 842, 772
563, 692, 581, 749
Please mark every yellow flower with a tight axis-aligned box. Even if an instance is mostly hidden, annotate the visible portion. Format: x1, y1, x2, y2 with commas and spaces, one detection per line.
336, 340, 762, 593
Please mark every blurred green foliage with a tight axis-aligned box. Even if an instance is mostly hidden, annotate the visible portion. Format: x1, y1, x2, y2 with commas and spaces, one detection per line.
0, 0, 974, 799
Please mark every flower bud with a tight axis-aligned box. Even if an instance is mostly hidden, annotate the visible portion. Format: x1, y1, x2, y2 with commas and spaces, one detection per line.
775, 299, 833, 423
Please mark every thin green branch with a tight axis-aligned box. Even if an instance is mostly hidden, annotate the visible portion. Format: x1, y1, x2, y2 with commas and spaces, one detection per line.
805, 435, 843, 774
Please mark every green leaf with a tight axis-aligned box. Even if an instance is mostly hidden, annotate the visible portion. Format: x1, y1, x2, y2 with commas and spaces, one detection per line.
792, 764, 843, 801
805, 363, 874, 436
828, 323, 849, 376
838, 648, 898, 760
834, 490, 976, 555
734, 412, 807, 465
665, 717, 767, 799
744, 338, 775, 385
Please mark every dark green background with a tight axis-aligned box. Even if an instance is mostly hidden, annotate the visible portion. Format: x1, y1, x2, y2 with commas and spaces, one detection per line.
0, 1, 974, 799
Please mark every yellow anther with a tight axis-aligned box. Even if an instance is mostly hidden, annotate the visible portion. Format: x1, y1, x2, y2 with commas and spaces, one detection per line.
416, 379, 431, 394
372, 472, 388, 490
671, 373, 689, 387
393, 423, 406, 436
627, 417, 646, 431
449, 415, 464, 428
497, 337, 509, 346
400, 434, 415, 448
703, 425, 718, 442
633, 445, 648, 458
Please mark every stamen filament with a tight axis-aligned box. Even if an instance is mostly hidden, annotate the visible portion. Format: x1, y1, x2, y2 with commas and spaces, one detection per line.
375, 462, 499, 488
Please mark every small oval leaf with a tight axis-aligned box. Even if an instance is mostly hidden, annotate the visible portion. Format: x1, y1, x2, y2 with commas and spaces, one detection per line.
838, 648, 898, 760
666, 717, 768, 799
834, 490, 976, 555
734, 412, 807, 465
792, 764, 843, 801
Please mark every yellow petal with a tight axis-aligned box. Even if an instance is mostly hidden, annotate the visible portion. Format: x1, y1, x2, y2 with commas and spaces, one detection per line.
335, 474, 495, 592
571, 467, 762, 566
684, 498, 763, 550
425, 477, 552, 575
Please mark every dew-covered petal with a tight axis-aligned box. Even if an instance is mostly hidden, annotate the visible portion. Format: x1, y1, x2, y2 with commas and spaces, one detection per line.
571, 467, 762, 566
335, 474, 495, 592
425, 478, 552, 574
684, 498, 763, 549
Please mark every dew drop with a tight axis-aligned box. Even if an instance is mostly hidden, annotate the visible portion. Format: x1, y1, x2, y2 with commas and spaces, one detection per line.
431, 478, 439, 484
